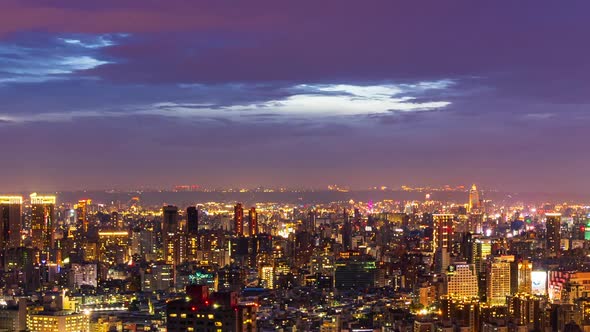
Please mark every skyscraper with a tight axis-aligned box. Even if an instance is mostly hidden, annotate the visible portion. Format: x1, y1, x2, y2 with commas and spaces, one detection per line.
248, 207, 258, 237
342, 210, 352, 251
546, 213, 561, 257
76, 199, 92, 235
486, 255, 514, 306
433, 214, 454, 252
30, 193, 56, 261
187, 206, 198, 235
162, 205, 179, 264
234, 203, 244, 236
0, 196, 23, 249
468, 184, 480, 212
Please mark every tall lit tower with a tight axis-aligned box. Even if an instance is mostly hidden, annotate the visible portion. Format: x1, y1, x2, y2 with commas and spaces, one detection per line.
234, 203, 244, 236
546, 213, 561, 257
76, 199, 92, 235
162, 205, 179, 264
468, 184, 480, 212
486, 255, 514, 306
433, 214, 454, 252
248, 207, 258, 237
434, 214, 454, 273
0, 196, 23, 249
30, 193, 56, 260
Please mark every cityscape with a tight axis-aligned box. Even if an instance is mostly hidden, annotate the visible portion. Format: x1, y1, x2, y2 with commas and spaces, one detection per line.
2, 1, 590, 331
0, 186, 587, 331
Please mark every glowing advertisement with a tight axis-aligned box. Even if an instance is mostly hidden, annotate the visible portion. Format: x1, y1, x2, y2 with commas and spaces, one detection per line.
531, 271, 547, 295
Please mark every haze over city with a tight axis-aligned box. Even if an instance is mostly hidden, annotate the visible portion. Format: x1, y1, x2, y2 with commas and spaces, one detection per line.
1, 1, 589, 193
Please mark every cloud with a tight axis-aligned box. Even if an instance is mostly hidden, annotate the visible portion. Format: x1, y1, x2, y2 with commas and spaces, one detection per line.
0, 33, 119, 84
0, 80, 453, 123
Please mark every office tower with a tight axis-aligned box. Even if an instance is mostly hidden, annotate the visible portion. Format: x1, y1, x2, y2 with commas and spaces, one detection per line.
342, 210, 352, 251
0, 196, 23, 249
30, 193, 56, 261
468, 184, 480, 212
248, 207, 258, 237
162, 205, 179, 265
546, 213, 561, 257
260, 265, 275, 289
486, 255, 514, 306
433, 214, 454, 252
187, 206, 198, 235
470, 236, 492, 274
234, 203, 244, 236
517, 259, 533, 294
76, 199, 91, 235
444, 262, 479, 299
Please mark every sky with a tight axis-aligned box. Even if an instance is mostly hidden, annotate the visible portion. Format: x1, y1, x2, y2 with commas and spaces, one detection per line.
1, 1, 589, 192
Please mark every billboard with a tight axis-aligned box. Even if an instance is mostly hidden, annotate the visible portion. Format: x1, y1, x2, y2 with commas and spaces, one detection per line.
531, 271, 547, 295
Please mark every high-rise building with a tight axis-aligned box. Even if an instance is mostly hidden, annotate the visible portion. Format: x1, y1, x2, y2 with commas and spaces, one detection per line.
468, 184, 480, 212
0, 196, 23, 249
433, 214, 454, 252
444, 262, 479, 299
517, 259, 533, 294
162, 205, 179, 265
187, 206, 198, 235
76, 199, 92, 235
248, 207, 258, 237
546, 213, 561, 257
234, 203, 244, 236
342, 210, 352, 251
30, 193, 56, 261
486, 255, 514, 306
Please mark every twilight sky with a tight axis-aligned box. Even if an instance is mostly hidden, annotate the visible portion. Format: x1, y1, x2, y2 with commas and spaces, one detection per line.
1, 1, 589, 192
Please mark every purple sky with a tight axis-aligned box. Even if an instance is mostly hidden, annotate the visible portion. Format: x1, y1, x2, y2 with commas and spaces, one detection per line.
1, 1, 589, 192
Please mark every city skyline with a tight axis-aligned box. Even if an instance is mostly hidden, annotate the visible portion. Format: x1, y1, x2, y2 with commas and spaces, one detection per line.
2, 2, 589, 192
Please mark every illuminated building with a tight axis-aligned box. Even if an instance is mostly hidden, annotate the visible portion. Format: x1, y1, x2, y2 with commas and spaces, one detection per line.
97, 231, 129, 265
546, 213, 561, 257
141, 263, 173, 292
0, 195, 23, 249
444, 262, 479, 299
260, 266, 274, 289
234, 203, 244, 236
440, 297, 479, 331
187, 206, 199, 235
75, 199, 91, 235
517, 259, 533, 294
468, 184, 480, 212
433, 214, 454, 252
166, 285, 256, 332
507, 293, 546, 329
30, 193, 56, 262
248, 207, 258, 237
486, 255, 514, 306
162, 205, 179, 264
27, 311, 89, 332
